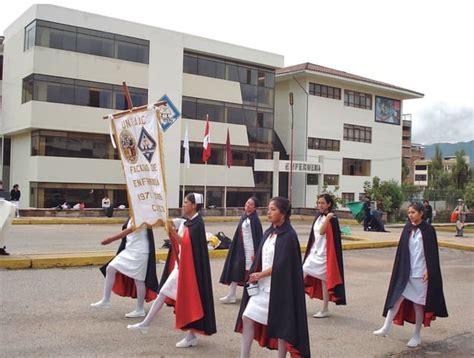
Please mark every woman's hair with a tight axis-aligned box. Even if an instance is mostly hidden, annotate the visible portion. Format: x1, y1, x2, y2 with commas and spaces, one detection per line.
185, 193, 203, 212
408, 202, 424, 217
270, 196, 292, 221
248, 196, 259, 208
318, 193, 335, 212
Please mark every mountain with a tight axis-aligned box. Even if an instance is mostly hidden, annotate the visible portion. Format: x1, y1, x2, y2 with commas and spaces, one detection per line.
423, 141, 474, 164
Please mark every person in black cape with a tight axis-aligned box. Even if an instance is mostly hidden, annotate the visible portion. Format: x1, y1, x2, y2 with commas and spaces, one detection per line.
235, 196, 310, 358
128, 193, 216, 349
373, 202, 448, 348
91, 218, 159, 318
302, 194, 346, 318
219, 197, 263, 304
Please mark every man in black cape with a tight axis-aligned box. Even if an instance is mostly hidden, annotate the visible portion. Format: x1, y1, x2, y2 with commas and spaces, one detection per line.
235, 221, 310, 358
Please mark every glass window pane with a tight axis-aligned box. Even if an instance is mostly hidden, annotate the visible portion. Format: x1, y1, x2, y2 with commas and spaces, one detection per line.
265, 72, 275, 88
182, 99, 197, 119
77, 33, 114, 57
183, 54, 198, 74
46, 83, 74, 104
36, 25, 76, 51
227, 107, 243, 125
226, 64, 239, 81
241, 84, 257, 106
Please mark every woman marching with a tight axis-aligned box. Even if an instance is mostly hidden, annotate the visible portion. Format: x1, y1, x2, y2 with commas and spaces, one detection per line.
302, 193, 346, 318
91, 218, 159, 318
373, 202, 448, 348
235, 196, 310, 358
127, 193, 217, 348
219, 197, 263, 304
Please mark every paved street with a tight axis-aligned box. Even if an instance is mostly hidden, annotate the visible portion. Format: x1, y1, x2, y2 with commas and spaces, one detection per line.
1, 245, 473, 357
4, 220, 473, 255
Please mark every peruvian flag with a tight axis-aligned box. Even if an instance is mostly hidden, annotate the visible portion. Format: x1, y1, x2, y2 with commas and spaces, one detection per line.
202, 117, 211, 163
225, 128, 233, 168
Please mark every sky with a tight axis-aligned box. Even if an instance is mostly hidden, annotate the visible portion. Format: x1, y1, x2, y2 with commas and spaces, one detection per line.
1, 0, 473, 145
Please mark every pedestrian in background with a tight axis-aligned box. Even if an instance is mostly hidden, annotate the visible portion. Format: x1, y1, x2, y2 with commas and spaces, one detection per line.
10, 184, 20, 218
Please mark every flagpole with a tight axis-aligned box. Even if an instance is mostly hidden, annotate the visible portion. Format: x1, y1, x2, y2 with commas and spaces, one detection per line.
204, 161, 207, 208
224, 156, 227, 217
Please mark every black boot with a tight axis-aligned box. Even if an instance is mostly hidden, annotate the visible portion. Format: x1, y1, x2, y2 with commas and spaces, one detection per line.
0, 246, 10, 256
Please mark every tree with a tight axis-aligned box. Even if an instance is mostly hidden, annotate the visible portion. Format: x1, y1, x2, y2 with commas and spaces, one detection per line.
429, 144, 444, 189
451, 150, 471, 190
364, 177, 403, 221
401, 158, 410, 183
464, 180, 474, 209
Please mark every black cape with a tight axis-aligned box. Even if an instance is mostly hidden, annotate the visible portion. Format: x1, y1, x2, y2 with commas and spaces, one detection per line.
100, 219, 159, 301
235, 221, 310, 358
220, 211, 263, 285
382, 220, 448, 326
160, 214, 217, 335
303, 214, 346, 305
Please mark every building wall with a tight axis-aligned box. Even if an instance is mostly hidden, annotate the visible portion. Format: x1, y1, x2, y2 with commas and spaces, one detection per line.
276, 74, 407, 208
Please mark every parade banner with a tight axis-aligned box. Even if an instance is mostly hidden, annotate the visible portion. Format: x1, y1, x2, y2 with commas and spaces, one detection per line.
110, 107, 167, 228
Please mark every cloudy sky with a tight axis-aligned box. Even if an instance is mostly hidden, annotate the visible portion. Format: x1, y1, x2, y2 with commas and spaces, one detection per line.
1, 0, 473, 145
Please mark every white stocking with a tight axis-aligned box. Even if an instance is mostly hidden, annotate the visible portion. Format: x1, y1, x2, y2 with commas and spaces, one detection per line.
278, 339, 287, 358
227, 282, 238, 298
240, 316, 255, 358
134, 279, 146, 310
380, 296, 404, 331
321, 280, 329, 312
103, 265, 117, 302
413, 303, 424, 340
139, 293, 166, 327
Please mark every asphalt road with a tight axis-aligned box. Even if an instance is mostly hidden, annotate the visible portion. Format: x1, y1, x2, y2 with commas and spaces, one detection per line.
1, 248, 472, 357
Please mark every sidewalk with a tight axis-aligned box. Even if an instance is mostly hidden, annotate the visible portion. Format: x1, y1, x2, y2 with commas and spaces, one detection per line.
1, 218, 472, 269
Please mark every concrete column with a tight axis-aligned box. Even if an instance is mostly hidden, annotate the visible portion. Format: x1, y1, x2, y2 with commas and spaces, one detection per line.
272, 151, 280, 197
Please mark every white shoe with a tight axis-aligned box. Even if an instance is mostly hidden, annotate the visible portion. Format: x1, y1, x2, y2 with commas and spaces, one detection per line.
90, 300, 111, 309
219, 295, 237, 304
373, 326, 391, 337
407, 336, 421, 348
127, 323, 149, 334
313, 310, 330, 318
175, 337, 198, 348
125, 309, 146, 318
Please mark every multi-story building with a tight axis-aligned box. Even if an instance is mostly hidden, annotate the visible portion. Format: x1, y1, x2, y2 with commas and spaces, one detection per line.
274, 63, 423, 207
1, 5, 425, 210
1, 4, 283, 209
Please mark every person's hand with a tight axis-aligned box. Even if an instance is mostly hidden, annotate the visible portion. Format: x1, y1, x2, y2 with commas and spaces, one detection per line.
249, 272, 261, 284
326, 212, 335, 220
101, 237, 114, 245
423, 270, 429, 282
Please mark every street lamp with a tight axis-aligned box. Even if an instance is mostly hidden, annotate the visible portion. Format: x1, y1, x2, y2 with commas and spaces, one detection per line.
289, 92, 294, 203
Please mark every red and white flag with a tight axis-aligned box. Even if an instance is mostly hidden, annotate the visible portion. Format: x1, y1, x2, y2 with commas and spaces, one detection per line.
202, 116, 211, 162
225, 128, 232, 168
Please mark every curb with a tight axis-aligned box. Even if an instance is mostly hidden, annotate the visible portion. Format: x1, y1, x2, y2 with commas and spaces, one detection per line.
12, 216, 358, 225
2, 238, 471, 270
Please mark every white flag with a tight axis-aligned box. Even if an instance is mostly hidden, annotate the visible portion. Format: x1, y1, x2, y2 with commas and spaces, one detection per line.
183, 122, 190, 168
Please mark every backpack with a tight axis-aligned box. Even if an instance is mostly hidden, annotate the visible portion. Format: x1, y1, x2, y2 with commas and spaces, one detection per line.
215, 232, 232, 249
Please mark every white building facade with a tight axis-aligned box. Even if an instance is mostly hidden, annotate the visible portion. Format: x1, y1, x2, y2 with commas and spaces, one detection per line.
1, 4, 283, 209
275, 63, 423, 208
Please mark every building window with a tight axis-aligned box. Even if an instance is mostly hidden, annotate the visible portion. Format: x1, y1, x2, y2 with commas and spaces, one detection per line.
344, 90, 372, 110
307, 174, 318, 185
358, 193, 366, 201
343, 124, 372, 143
308, 137, 340, 151
323, 174, 339, 186
31, 130, 119, 160
24, 19, 149, 64
309, 83, 341, 99
0, 55, 3, 81
183, 51, 275, 108
415, 165, 427, 170
341, 192, 354, 204
22, 74, 147, 110
415, 174, 427, 181
342, 158, 371, 176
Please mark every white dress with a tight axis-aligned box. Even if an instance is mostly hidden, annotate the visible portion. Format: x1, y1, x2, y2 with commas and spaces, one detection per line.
242, 218, 255, 270
243, 233, 276, 325
302, 215, 327, 281
159, 214, 196, 300
402, 228, 428, 305
109, 221, 149, 281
